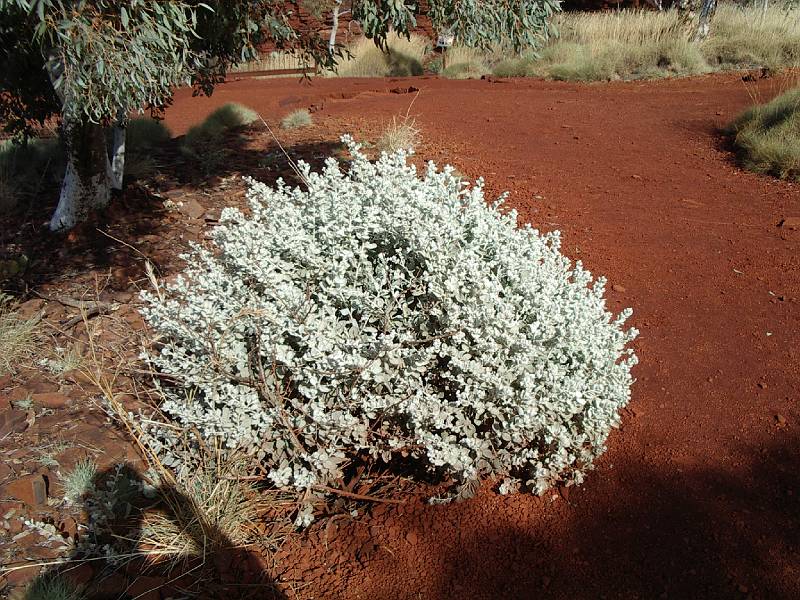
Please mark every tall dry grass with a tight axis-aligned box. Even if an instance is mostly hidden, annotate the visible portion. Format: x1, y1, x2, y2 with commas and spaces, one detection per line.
494, 4, 800, 82
327, 32, 430, 77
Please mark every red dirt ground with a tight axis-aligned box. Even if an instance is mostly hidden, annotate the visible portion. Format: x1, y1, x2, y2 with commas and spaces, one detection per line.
1, 72, 797, 599
164, 73, 800, 599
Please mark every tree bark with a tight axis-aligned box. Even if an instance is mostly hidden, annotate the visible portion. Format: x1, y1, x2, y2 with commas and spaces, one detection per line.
49, 114, 112, 231
109, 123, 126, 191
329, 1, 342, 54
693, 0, 718, 41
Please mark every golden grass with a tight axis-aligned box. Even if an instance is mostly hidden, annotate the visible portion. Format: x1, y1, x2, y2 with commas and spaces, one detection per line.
0, 294, 41, 375
328, 32, 429, 77
440, 46, 493, 79
138, 459, 258, 565
493, 5, 800, 82
376, 115, 421, 153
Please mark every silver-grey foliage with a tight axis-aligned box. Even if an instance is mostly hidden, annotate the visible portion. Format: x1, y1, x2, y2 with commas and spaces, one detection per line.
141, 138, 637, 522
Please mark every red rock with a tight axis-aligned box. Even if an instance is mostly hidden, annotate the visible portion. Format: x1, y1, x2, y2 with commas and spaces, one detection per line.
0, 409, 29, 437
91, 573, 127, 597
59, 516, 78, 539
4, 474, 47, 505
127, 575, 166, 600
16, 298, 45, 318
31, 392, 70, 409
3, 386, 31, 404
0, 374, 12, 389
28, 379, 59, 394
612, 284, 626, 293
4, 564, 40, 586
179, 198, 206, 220
7, 517, 23, 535
63, 562, 94, 586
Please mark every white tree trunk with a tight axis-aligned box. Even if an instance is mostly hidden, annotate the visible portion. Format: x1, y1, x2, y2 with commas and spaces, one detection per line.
109, 124, 126, 190
329, 1, 342, 54
693, 0, 718, 41
50, 115, 112, 231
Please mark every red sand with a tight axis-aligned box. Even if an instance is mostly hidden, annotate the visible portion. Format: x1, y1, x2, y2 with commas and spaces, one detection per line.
166, 73, 800, 599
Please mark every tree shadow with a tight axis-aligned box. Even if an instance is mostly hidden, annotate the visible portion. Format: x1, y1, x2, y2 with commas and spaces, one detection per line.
18, 463, 286, 600
0, 128, 344, 296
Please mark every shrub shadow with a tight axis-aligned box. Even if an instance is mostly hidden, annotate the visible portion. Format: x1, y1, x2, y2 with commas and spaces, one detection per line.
428, 434, 800, 599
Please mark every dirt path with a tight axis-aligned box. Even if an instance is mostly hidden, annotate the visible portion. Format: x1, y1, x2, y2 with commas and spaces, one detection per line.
165, 73, 800, 599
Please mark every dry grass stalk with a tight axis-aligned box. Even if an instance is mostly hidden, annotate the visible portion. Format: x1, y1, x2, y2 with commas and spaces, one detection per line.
0, 294, 43, 375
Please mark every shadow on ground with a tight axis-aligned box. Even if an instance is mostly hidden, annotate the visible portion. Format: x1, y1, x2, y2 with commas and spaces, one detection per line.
421, 434, 800, 600
17, 464, 285, 600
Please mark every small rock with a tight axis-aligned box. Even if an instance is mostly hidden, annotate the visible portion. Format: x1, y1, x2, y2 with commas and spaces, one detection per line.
59, 516, 78, 539
4, 474, 47, 505
0, 410, 29, 437
31, 392, 70, 409
612, 284, 626, 293
778, 217, 800, 230
775, 414, 787, 427
179, 198, 206, 220
7, 517, 23, 535
63, 562, 93, 587
405, 530, 418, 545
127, 575, 165, 600
757, 382, 767, 389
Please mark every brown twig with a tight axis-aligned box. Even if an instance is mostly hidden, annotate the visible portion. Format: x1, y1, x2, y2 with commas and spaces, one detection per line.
313, 484, 404, 504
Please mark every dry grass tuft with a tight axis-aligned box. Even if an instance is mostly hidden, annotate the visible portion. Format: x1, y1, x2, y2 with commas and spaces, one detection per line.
330, 32, 429, 77
63, 458, 98, 504
0, 294, 42, 375
440, 46, 492, 79
137, 458, 258, 564
0, 138, 64, 214
181, 103, 259, 174
281, 109, 313, 130
376, 115, 421, 153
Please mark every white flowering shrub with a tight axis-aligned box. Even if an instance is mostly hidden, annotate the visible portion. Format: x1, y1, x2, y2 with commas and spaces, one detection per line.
141, 136, 637, 509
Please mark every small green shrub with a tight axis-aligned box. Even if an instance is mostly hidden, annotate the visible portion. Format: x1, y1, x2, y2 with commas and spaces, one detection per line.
728, 87, 800, 180
126, 117, 172, 151
63, 458, 98, 503
121, 118, 172, 182
440, 47, 491, 79
21, 574, 86, 600
181, 103, 258, 175
281, 109, 313, 130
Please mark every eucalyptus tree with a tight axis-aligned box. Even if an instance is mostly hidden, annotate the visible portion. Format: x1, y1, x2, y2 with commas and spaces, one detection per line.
0, 0, 327, 231
0, 0, 559, 231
